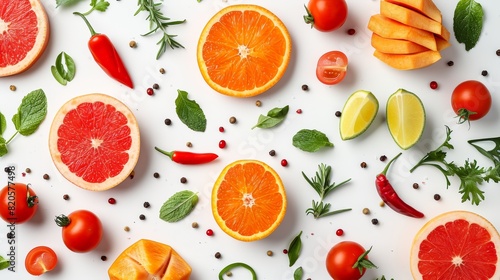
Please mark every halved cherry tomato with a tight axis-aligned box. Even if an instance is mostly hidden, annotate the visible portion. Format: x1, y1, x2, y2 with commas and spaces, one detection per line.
55, 209, 103, 253
0, 182, 38, 224
304, 0, 348, 32
316, 51, 348, 85
451, 80, 491, 123
25, 246, 58, 276
326, 241, 376, 280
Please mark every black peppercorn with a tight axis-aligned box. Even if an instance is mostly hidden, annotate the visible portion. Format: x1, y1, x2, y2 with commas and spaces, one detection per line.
269, 150, 276, 156
164, 118, 172, 125
496, 49, 500, 56
481, 70, 488, 76
43, 174, 50, 180
139, 214, 146, 220
63, 194, 70, 200
379, 155, 387, 161
371, 218, 379, 225
153, 172, 160, 178
214, 252, 221, 259
301, 84, 309, 91
447, 61, 454, 66
335, 111, 342, 117
360, 162, 367, 168
101, 255, 107, 261
143, 202, 150, 208
180, 177, 187, 183
434, 194, 441, 201
413, 183, 419, 189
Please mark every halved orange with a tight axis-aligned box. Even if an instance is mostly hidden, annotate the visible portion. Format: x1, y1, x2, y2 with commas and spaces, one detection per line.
108, 239, 192, 280
410, 211, 500, 279
197, 4, 292, 97
0, 0, 50, 77
48, 94, 140, 191
212, 160, 287, 241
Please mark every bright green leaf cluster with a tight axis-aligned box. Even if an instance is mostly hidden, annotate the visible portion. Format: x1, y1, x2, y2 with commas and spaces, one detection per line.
51, 52, 76, 86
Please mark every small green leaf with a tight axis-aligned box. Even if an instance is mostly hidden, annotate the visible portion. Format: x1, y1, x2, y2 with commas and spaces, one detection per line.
94, 0, 110, 12
288, 231, 302, 267
0, 137, 7, 157
55, 0, 80, 8
51, 66, 67, 85
12, 89, 47, 136
252, 105, 289, 129
175, 90, 207, 132
0, 112, 6, 135
293, 266, 303, 280
0, 255, 9, 270
52, 52, 76, 85
453, 0, 484, 51
159, 190, 199, 222
292, 129, 333, 152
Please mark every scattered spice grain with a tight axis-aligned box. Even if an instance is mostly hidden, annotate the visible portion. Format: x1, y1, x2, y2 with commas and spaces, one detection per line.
164, 118, 172, 125
335, 111, 342, 117
191, 222, 199, 228
153, 172, 160, 178
180, 177, 187, 184
101, 255, 107, 261
266, 250, 273, 256
43, 174, 50, 180
360, 162, 367, 168
371, 218, 379, 225
412, 183, 419, 189
269, 150, 276, 156
129, 40, 137, 48
255, 100, 262, 107
214, 252, 221, 259
481, 70, 488, 76
25, 168, 31, 174
143, 202, 150, 208
379, 155, 387, 162
124, 226, 130, 232
447, 61, 454, 66
63, 194, 70, 200
139, 214, 146, 220
229, 116, 237, 124
362, 208, 370, 215
159, 68, 166, 74
434, 194, 441, 201
301, 84, 309, 91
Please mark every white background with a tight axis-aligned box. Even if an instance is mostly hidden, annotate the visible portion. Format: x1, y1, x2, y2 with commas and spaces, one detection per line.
1, 0, 500, 279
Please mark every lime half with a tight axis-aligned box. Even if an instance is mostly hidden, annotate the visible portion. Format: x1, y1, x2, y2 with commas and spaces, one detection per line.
340, 90, 379, 140
386, 88, 425, 149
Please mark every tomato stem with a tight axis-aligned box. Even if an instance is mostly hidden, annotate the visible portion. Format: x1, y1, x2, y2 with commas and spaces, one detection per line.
352, 246, 378, 274
54, 214, 71, 227
26, 184, 38, 208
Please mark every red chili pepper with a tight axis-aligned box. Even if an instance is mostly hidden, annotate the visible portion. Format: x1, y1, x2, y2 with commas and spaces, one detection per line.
73, 12, 133, 89
375, 153, 424, 218
154, 146, 218, 164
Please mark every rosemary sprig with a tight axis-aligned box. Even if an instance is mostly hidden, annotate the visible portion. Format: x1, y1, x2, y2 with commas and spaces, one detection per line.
135, 0, 186, 59
302, 164, 351, 219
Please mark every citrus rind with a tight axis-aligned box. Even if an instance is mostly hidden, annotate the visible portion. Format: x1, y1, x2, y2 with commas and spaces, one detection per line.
340, 90, 379, 140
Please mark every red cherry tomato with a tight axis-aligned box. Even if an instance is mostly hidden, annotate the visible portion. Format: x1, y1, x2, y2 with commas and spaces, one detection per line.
304, 0, 348, 32
451, 80, 491, 123
326, 241, 375, 280
25, 246, 58, 276
0, 182, 38, 224
55, 210, 103, 253
316, 51, 348, 85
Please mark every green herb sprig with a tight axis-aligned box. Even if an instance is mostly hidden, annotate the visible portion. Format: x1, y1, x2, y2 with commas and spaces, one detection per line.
159, 190, 198, 222
303, 164, 351, 219
0, 89, 47, 157
51, 52, 76, 86
453, 0, 484, 51
292, 129, 333, 152
175, 90, 207, 132
55, 0, 109, 15
135, 0, 186, 59
252, 105, 289, 129
410, 126, 500, 205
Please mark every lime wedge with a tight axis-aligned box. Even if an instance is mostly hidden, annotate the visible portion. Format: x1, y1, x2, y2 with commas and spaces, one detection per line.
340, 90, 379, 140
386, 88, 426, 149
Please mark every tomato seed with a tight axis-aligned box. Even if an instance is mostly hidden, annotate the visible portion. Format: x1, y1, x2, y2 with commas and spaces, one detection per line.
108, 198, 116, 204
430, 81, 438, 89
336, 229, 344, 236
347, 28, 356, 35
206, 229, 214, 236
146, 88, 154, 96
281, 159, 288, 167
219, 140, 226, 149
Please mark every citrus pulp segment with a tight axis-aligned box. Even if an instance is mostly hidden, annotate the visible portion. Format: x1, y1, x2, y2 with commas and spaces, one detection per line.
48, 94, 140, 191
410, 211, 500, 280
339, 90, 379, 140
0, 0, 50, 77
212, 160, 287, 241
386, 88, 425, 149
197, 4, 292, 97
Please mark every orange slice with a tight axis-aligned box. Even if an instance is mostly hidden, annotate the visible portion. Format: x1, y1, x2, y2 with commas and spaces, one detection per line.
411, 211, 500, 279
197, 4, 292, 97
48, 94, 140, 191
212, 160, 287, 241
108, 239, 192, 280
0, 0, 50, 77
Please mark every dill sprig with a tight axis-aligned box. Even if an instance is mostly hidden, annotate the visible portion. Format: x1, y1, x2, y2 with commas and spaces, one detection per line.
135, 0, 186, 59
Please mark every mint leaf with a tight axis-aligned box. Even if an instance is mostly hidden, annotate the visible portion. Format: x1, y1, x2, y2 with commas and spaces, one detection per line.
175, 90, 207, 132
288, 231, 302, 267
159, 190, 198, 222
292, 129, 333, 152
0, 112, 6, 135
12, 89, 47, 136
0, 137, 7, 157
453, 0, 484, 51
0, 255, 9, 270
252, 105, 289, 129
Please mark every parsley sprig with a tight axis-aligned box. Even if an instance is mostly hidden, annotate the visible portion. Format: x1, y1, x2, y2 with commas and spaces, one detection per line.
410, 126, 500, 205
135, 0, 186, 59
303, 164, 351, 219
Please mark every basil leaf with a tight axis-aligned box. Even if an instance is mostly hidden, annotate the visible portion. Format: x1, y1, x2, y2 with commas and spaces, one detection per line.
293, 266, 303, 280
288, 231, 302, 267
0, 255, 9, 270
159, 190, 198, 222
52, 52, 76, 85
12, 89, 47, 136
175, 90, 207, 132
453, 0, 483, 51
292, 129, 333, 152
252, 105, 289, 129
0, 137, 7, 157
0, 112, 6, 135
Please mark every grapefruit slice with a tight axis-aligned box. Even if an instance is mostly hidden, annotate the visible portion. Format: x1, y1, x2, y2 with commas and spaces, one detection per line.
212, 160, 287, 241
108, 239, 192, 280
197, 4, 292, 97
48, 94, 140, 191
0, 0, 50, 77
411, 211, 500, 279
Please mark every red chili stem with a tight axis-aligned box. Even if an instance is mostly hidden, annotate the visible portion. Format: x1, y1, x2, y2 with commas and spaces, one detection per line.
154, 146, 218, 164
73, 12, 134, 89
376, 153, 424, 218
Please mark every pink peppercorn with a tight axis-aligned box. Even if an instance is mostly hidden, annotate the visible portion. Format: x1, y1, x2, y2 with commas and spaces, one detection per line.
347, 28, 356, 35
430, 81, 438, 90
206, 229, 214, 236
108, 198, 116, 204
146, 88, 154, 96
281, 159, 288, 167
296, 109, 302, 114
219, 126, 225, 132
336, 229, 344, 236
219, 140, 226, 149
283, 249, 288, 254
